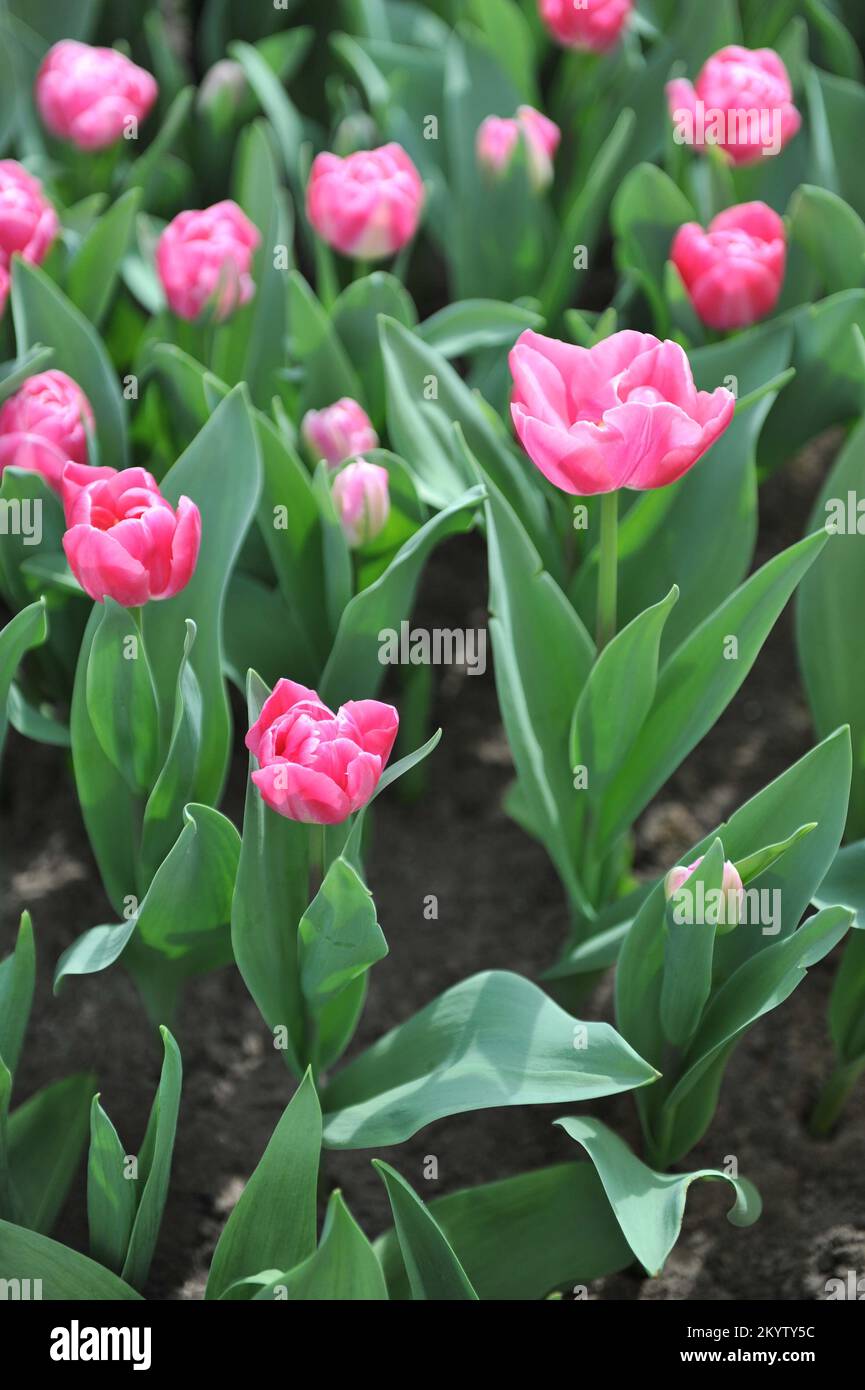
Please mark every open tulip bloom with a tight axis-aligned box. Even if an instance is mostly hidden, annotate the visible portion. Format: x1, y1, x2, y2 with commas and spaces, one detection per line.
3, 0, 865, 1318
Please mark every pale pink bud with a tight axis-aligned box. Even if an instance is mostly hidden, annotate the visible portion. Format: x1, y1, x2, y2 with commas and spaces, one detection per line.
301, 398, 379, 468
332, 459, 390, 548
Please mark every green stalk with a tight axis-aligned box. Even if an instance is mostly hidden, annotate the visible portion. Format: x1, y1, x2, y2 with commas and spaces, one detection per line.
808, 1058, 865, 1138
596, 489, 618, 652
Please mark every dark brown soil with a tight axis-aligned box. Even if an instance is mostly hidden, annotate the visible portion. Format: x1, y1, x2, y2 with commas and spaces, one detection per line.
3, 429, 863, 1301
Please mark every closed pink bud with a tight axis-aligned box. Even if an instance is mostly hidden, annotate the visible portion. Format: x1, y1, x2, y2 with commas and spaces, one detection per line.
156, 200, 261, 322
539, 0, 632, 51
246, 677, 399, 824
664, 856, 745, 927
61, 462, 201, 607
671, 202, 786, 331
306, 143, 425, 260
666, 46, 800, 165
0, 161, 58, 295
302, 397, 379, 468
0, 370, 94, 493
476, 106, 560, 191
332, 460, 390, 548
509, 328, 735, 495
35, 39, 157, 151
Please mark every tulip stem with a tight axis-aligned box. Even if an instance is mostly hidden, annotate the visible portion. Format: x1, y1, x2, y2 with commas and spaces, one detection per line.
808, 1058, 865, 1138
596, 490, 618, 652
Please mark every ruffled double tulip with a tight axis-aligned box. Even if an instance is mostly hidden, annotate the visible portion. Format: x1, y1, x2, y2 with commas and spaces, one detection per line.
306, 143, 425, 260
0, 161, 58, 314
301, 397, 379, 468
246, 678, 399, 824
0, 370, 94, 492
332, 460, 390, 548
509, 329, 735, 495
667, 46, 800, 165
476, 105, 561, 191
62, 463, 201, 606
156, 201, 261, 322
35, 40, 158, 151
671, 202, 786, 331
538, 0, 632, 51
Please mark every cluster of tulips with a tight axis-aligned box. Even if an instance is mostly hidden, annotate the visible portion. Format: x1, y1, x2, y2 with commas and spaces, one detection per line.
1, 0, 865, 1304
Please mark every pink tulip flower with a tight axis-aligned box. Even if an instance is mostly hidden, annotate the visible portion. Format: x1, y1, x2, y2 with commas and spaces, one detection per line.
476, 105, 561, 191
538, 0, 632, 51
666, 46, 801, 165
62, 463, 201, 606
301, 398, 379, 468
0, 371, 94, 493
35, 39, 158, 151
0, 161, 59, 314
332, 460, 390, 547
246, 678, 399, 824
509, 329, 735, 495
306, 143, 425, 260
671, 202, 786, 331
156, 200, 261, 322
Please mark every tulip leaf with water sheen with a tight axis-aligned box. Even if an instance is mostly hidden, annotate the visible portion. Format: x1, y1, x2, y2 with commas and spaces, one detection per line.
8, 1073, 93, 1236
0, 913, 35, 1077
483, 472, 595, 918
319, 485, 484, 708
379, 315, 550, 563
321, 970, 657, 1149
0, 1220, 143, 1300
120, 1026, 182, 1290
797, 415, 865, 835
85, 600, 161, 794
142, 386, 261, 809
0, 600, 48, 761
556, 1116, 761, 1276
251, 1192, 388, 1301
596, 530, 828, 852
298, 857, 387, 1006
206, 1070, 321, 1300
374, 1161, 478, 1300
375, 1161, 633, 1300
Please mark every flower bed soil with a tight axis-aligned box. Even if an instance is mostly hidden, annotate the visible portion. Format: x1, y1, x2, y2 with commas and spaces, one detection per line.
3, 429, 862, 1300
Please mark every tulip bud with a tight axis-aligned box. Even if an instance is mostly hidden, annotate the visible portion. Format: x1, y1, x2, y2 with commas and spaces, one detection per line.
664, 856, 744, 932
0, 161, 58, 314
671, 202, 786, 332
332, 460, 390, 548
156, 200, 261, 322
301, 398, 379, 469
35, 39, 158, 151
476, 106, 560, 192
0, 370, 94, 493
538, 0, 632, 52
197, 60, 246, 129
306, 143, 425, 260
